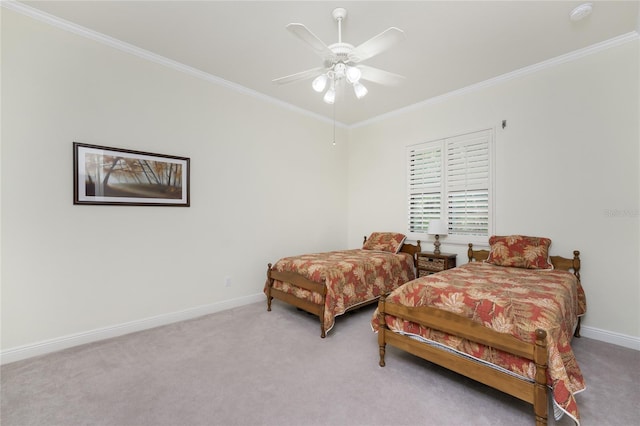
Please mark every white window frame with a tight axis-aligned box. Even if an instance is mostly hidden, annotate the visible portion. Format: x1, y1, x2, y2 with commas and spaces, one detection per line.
407, 128, 495, 246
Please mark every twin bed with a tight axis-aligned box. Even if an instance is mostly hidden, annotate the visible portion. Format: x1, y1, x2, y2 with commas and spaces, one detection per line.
265, 233, 586, 425
265, 232, 421, 337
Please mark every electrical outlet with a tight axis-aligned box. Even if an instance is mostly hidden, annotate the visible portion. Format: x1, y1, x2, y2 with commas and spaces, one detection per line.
224, 276, 232, 287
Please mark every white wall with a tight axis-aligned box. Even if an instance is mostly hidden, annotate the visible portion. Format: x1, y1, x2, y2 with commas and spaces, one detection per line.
347, 40, 640, 343
2, 7, 639, 361
1, 9, 348, 356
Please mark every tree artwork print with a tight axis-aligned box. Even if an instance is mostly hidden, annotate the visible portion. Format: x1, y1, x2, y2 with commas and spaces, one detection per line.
73, 143, 190, 206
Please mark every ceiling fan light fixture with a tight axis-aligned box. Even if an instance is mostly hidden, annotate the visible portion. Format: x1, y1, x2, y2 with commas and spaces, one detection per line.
274, 7, 406, 106
312, 74, 328, 92
334, 62, 347, 78
353, 82, 368, 99
345, 66, 361, 84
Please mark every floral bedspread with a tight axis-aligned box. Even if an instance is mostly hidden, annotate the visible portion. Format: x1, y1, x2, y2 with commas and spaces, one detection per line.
371, 262, 587, 424
267, 249, 415, 334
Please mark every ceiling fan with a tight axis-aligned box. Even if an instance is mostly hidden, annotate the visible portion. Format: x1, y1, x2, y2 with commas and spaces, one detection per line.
272, 7, 406, 104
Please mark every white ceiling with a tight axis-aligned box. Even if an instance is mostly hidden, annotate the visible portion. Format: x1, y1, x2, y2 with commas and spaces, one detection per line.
15, 1, 640, 125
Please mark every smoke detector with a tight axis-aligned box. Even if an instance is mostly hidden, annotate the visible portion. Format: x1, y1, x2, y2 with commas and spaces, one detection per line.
569, 3, 593, 21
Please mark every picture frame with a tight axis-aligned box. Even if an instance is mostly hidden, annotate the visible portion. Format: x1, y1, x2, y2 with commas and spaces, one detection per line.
73, 142, 190, 206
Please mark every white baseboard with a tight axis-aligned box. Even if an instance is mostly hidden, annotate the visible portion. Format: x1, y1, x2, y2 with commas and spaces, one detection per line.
580, 325, 640, 351
0, 293, 265, 365
3, 297, 637, 365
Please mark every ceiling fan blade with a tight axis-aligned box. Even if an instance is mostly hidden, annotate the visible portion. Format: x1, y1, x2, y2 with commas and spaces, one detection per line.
349, 27, 406, 63
272, 67, 326, 85
358, 65, 405, 86
286, 23, 334, 60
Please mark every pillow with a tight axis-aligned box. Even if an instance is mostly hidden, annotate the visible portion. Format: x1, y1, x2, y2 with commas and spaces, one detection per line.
486, 235, 553, 269
363, 232, 407, 254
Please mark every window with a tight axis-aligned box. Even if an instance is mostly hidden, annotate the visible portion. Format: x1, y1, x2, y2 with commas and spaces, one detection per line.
407, 129, 493, 244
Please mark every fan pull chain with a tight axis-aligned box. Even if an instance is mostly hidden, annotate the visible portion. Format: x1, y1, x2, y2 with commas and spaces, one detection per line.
332, 101, 336, 146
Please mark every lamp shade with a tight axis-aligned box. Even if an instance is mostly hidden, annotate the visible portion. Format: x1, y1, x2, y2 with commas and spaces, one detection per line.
346, 66, 361, 83
427, 219, 448, 235
312, 74, 328, 92
323, 87, 336, 104
353, 82, 368, 99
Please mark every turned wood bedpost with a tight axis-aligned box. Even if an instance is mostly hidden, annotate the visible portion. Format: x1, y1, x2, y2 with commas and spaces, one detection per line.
378, 295, 387, 367
533, 329, 548, 426
319, 274, 328, 339
266, 263, 273, 312
319, 302, 326, 339
573, 250, 582, 338
468, 243, 474, 262
572, 251, 581, 282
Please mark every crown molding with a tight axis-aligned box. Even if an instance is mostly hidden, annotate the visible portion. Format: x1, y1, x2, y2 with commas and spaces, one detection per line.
3, 1, 636, 130
1, 0, 346, 128
353, 30, 639, 128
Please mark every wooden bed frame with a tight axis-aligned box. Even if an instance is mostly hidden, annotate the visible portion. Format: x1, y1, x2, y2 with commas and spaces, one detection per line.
376, 243, 581, 425
266, 237, 421, 338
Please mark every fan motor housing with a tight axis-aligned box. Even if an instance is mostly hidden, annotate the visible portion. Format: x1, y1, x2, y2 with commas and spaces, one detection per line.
329, 42, 354, 61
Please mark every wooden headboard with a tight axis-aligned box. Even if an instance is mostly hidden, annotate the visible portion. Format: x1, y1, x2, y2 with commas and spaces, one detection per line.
363, 236, 422, 268
400, 240, 421, 262
467, 243, 490, 262
467, 243, 581, 279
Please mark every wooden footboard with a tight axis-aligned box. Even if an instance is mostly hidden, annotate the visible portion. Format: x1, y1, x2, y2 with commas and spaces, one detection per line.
377, 296, 549, 425
266, 263, 328, 337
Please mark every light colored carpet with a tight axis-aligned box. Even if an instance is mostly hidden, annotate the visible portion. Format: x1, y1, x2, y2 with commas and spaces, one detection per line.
2, 300, 639, 425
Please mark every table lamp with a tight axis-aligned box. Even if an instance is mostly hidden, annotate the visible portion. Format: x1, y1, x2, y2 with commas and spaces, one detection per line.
427, 219, 448, 255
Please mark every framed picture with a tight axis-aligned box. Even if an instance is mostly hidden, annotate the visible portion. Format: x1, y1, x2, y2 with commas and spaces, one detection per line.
73, 142, 190, 206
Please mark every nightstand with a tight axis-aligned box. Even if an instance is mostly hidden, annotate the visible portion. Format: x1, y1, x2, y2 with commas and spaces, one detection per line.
417, 252, 457, 277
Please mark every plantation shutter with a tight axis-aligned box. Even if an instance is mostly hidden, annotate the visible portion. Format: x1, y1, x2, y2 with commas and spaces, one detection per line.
446, 130, 491, 237
408, 129, 492, 240
408, 142, 443, 233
